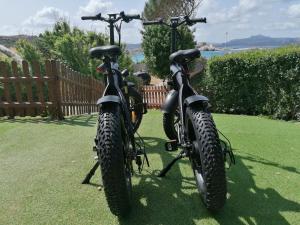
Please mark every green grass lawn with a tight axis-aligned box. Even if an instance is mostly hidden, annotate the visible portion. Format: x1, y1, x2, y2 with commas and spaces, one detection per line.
0, 111, 299, 225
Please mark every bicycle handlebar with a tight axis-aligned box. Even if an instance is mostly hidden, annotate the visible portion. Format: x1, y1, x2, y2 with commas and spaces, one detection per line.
81, 13, 102, 21
143, 16, 207, 27
185, 17, 207, 25
119, 11, 140, 22
126, 14, 140, 20
81, 16, 97, 20
81, 12, 141, 23
143, 19, 163, 26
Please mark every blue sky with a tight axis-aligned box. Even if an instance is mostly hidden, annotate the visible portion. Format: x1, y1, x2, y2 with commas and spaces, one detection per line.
0, 0, 300, 43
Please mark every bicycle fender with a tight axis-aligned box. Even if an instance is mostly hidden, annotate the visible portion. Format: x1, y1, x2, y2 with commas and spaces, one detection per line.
127, 82, 135, 87
184, 95, 209, 107
161, 90, 179, 113
96, 95, 121, 106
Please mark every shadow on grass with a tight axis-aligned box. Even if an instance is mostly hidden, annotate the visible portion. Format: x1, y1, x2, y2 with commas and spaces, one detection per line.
239, 153, 300, 175
0, 114, 98, 127
119, 137, 300, 225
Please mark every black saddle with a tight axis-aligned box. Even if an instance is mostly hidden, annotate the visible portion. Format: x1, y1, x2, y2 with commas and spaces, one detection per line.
169, 49, 200, 63
89, 45, 121, 58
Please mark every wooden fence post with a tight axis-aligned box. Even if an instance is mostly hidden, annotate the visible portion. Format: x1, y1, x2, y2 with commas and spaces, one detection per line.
46, 60, 63, 120
60, 64, 66, 116
52, 60, 64, 120
32, 61, 45, 115
11, 61, 23, 116
88, 76, 92, 114
22, 61, 34, 116
0, 62, 13, 118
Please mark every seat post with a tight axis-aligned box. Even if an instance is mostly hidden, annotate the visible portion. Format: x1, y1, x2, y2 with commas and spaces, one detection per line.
171, 26, 177, 53
109, 21, 115, 45
108, 14, 117, 45
103, 56, 113, 75
170, 18, 179, 53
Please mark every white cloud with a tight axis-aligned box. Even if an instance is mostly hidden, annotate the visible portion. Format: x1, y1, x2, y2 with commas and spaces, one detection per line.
22, 7, 69, 28
0, 25, 17, 35
264, 22, 300, 30
197, 0, 258, 24
194, 0, 300, 42
231, 0, 258, 15
288, 4, 300, 18
78, 0, 113, 16
0, 7, 69, 35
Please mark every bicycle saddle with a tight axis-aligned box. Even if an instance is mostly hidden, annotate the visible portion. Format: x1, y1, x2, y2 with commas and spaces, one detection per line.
89, 45, 121, 58
169, 49, 200, 63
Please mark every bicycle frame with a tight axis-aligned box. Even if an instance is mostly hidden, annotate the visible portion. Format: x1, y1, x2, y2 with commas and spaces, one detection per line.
81, 11, 149, 186
143, 16, 208, 146
82, 11, 142, 164
99, 56, 134, 136
169, 62, 209, 146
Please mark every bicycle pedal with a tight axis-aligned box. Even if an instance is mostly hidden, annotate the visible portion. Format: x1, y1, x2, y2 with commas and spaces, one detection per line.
136, 149, 143, 155
136, 155, 142, 166
165, 140, 178, 152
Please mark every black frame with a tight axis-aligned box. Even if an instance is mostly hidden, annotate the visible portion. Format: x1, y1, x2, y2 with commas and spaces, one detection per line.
81, 12, 143, 184
143, 16, 207, 146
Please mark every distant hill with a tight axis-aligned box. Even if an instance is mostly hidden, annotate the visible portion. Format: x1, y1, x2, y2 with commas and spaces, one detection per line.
126, 43, 141, 53
0, 35, 37, 48
216, 35, 300, 48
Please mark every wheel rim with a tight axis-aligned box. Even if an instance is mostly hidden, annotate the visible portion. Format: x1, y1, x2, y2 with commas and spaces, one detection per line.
174, 111, 180, 128
170, 111, 180, 136
194, 169, 206, 195
192, 141, 207, 197
125, 167, 132, 197
122, 129, 132, 197
129, 96, 141, 129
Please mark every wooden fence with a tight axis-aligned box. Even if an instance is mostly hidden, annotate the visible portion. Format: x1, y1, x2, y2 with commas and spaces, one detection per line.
0, 60, 169, 119
0, 60, 104, 119
142, 85, 168, 109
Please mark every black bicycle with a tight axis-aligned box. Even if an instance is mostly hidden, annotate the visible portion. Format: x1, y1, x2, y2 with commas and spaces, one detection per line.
143, 16, 235, 212
81, 11, 149, 217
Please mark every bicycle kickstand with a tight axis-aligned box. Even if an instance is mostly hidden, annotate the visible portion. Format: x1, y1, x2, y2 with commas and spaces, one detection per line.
158, 150, 185, 177
82, 161, 99, 184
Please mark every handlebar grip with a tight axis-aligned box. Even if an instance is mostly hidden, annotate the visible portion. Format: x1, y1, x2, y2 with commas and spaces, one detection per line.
120, 11, 140, 22
127, 14, 140, 20
81, 13, 102, 21
81, 16, 97, 20
143, 20, 163, 25
190, 17, 207, 23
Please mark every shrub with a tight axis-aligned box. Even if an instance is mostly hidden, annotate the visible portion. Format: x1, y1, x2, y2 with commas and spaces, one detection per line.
204, 45, 300, 120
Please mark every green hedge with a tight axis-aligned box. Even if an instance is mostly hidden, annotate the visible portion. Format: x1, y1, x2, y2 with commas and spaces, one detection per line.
202, 46, 300, 120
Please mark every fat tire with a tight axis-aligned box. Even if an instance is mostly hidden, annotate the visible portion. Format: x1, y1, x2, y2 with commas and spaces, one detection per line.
186, 107, 226, 212
97, 105, 131, 217
163, 112, 178, 140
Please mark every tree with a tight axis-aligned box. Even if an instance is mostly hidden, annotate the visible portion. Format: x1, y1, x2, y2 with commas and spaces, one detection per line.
142, 0, 200, 78
16, 39, 43, 66
36, 21, 109, 77
142, 25, 195, 78
16, 21, 134, 78
143, 0, 202, 20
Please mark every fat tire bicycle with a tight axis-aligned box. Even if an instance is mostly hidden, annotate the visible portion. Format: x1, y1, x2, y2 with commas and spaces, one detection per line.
81, 11, 148, 217
143, 16, 235, 212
